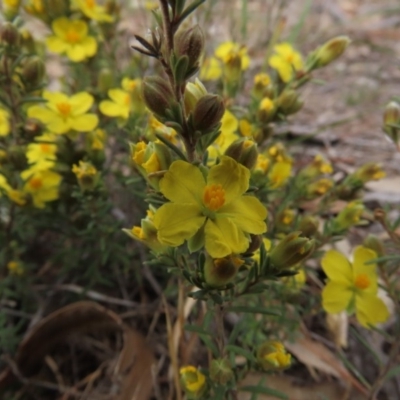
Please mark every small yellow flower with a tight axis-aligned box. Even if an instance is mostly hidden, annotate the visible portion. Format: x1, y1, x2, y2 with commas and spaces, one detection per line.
26, 143, 57, 164
7, 261, 24, 276
254, 72, 271, 87
28, 91, 98, 134
254, 154, 270, 173
269, 43, 303, 83
0, 107, 11, 137
215, 41, 250, 70
300, 154, 333, 178
153, 156, 267, 258
257, 341, 291, 371
24, 0, 44, 16
87, 128, 106, 150
268, 161, 292, 188
0, 175, 27, 206
180, 366, 206, 395
72, 160, 98, 190
99, 78, 143, 120
307, 178, 333, 197
353, 163, 386, 183
74, 0, 114, 22
333, 200, 365, 231
146, 114, 178, 144
322, 246, 389, 328
21, 167, 62, 208
46, 17, 97, 62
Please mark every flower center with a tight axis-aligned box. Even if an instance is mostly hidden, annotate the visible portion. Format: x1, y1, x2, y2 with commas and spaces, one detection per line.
65, 29, 81, 44
203, 184, 225, 211
124, 94, 131, 106
56, 102, 72, 117
40, 144, 51, 153
85, 0, 96, 9
354, 273, 370, 290
29, 177, 43, 190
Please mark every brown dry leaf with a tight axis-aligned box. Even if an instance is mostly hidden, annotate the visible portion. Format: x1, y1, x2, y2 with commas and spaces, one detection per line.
0, 301, 155, 400
365, 177, 400, 194
239, 373, 367, 400
115, 328, 155, 400
326, 312, 349, 348
285, 334, 368, 395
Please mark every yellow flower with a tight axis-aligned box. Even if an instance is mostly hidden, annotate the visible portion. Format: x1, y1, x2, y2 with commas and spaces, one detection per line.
322, 246, 389, 328
353, 163, 386, 183
254, 154, 270, 173
46, 17, 97, 62
72, 160, 98, 190
26, 142, 57, 164
28, 91, 98, 134
332, 200, 365, 231
307, 178, 333, 197
180, 366, 206, 395
153, 156, 267, 258
300, 154, 333, 178
99, 78, 143, 120
0, 107, 11, 137
269, 43, 303, 83
21, 167, 62, 208
268, 161, 292, 188
146, 114, 178, 144
257, 341, 291, 371
74, 0, 114, 22
215, 41, 250, 70
199, 57, 222, 81
0, 175, 27, 206
7, 261, 24, 276
24, 0, 44, 16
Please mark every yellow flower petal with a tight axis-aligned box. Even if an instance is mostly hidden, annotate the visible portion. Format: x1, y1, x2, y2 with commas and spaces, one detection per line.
67, 44, 87, 62
356, 293, 389, 328
70, 92, 94, 115
69, 114, 98, 131
46, 36, 69, 54
321, 250, 353, 285
154, 203, 204, 246
220, 196, 267, 234
204, 217, 249, 258
322, 282, 353, 313
352, 246, 377, 284
27, 106, 55, 124
159, 160, 205, 204
52, 17, 70, 38
100, 100, 127, 117
207, 156, 249, 204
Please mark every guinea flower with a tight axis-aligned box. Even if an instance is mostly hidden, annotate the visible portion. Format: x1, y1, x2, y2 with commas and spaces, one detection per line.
180, 366, 206, 396
322, 246, 389, 328
257, 341, 291, 371
21, 167, 62, 208
215, 41, 250, 71
153, 156, 267, 258
26, 142, 57, 164
46, 17, 97, 62
269, 43, 304, 83
27, 91, 98, 134
74, 0, 114, 23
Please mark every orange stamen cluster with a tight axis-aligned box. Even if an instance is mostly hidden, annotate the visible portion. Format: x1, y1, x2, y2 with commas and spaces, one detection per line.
203, 184, 225, 211
29, 177, 43, 190
57, 102, 72, 117
354, 273, 370, 290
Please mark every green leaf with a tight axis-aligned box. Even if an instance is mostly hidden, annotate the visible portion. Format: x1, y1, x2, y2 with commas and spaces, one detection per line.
155, 133, 187, 160
240, 385, 288, 400
184, 324, 211, 336
173, 55, 189, 83
19, 96, 47, 105
176, 0, 206, 25
226, 306, 280, 316
383, 364, 400, 383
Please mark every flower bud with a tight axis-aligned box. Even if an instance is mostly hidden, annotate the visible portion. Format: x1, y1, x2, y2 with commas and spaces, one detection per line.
352, 163, 385, 183
19, 28, 35, 52
331, 200, 365, 232
270, 232, 315, 269
97, 67, 114, 93
256, 341, 291, 371
383, 101, 400, 148
7, 260, 24, 276
306, 178, 333, 198
210, 359, 234, 385
276, 208, 296, 232
192, 94, 225, 133
252, 72, 272, 98
180, 366, 206, 397
175, 25, 204, 71
0, 22, 21, 47
363, 234, 384, 259
204, 254, 243, 288
258, 97, 275, 123
184, 78, 208, 114
297, 215, 319, 237
72, 161, 99, 191
244, 234, 263, 255
224, 138, 258, 170
141, 76, 175, 120
21, 56, 45, 89
313, 36, 350, 68
276, 90, 303, 115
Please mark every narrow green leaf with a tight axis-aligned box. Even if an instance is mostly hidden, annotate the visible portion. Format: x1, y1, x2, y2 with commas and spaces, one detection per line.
184, 324, 211, 336
383, 364, 400, 383
176, 0, 206, 25
19, 96, 47, 105
155, 133, 187, 160
240, 385, 288, 400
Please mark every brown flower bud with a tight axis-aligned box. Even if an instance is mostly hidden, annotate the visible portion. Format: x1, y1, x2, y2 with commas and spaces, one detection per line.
224, 138, 258, 170
141, 76, 175, 120
192, 94, 225, 133
22, 56, 45, 89
0, 22, 20, 47
175, 25, 204, 70
204, 254, 243, 288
